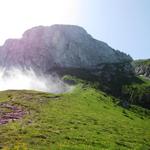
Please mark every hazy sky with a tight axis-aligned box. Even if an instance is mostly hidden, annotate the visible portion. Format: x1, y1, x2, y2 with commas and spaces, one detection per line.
0, 0, 149, 59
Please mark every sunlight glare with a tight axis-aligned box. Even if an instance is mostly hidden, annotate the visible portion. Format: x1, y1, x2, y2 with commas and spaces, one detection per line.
0, 0, 79, 45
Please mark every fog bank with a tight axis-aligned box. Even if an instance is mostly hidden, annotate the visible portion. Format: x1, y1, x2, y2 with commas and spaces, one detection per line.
0, 68, 72, 93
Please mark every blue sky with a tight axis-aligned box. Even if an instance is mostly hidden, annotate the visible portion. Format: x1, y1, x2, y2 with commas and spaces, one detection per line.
0, 0, 149, 59
77, 0, 150, 59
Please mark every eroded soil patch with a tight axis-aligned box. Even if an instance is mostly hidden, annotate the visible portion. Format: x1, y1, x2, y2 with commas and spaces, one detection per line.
0, 102, 26, 125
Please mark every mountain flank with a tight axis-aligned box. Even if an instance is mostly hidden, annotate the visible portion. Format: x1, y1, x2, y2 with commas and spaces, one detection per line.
0, 25, 150, 149
0, 25, 132, 73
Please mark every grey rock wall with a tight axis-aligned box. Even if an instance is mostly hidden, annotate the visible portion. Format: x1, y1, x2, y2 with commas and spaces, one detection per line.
0, 24, 133, 75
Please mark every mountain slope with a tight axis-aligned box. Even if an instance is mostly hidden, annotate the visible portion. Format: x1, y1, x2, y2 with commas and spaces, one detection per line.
0, 80, 150, 149
0, 24, 134, 98
0, 25, 132, 73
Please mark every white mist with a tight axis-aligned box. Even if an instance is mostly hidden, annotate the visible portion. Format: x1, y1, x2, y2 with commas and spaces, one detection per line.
0, 68, 71, 93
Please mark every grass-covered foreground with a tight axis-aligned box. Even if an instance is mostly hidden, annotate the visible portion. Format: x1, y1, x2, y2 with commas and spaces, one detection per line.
0, 82, 150, 149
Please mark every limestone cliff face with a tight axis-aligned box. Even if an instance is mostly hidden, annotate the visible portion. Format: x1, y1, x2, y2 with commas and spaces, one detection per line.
133, 59, 150, 78
0, 25, 133, 74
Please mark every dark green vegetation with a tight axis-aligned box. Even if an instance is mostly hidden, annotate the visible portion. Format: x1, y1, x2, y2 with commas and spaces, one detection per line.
122, 77, 150, 109
133, 59, 150, 66
52, 62, 134, 96
0, 77, 150, 150
55, 63, 149, 109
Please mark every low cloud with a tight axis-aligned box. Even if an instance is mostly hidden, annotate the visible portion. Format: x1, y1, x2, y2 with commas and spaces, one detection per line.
0, 68, 72, 93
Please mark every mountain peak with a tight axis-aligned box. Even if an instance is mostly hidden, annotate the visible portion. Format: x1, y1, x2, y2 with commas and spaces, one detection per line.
0, 24, 132, 72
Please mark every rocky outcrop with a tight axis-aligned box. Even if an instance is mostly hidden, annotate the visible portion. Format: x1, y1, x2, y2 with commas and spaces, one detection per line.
135, 65, 150, 78
133, 59, 150, 78
0, 25, 132, 72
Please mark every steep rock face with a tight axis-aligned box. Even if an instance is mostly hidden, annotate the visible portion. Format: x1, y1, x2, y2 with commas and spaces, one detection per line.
133, 59, 150, 78
0, 25, 133, 75
135, 66, 150, 78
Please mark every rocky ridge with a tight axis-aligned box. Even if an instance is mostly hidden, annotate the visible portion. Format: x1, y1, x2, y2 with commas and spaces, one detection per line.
0, 25, 133, 74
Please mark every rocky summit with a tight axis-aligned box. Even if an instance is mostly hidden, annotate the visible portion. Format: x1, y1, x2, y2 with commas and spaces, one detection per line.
0, 24, 133, 75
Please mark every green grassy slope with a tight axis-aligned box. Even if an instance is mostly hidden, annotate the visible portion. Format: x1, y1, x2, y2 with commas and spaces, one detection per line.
0, 83, 150, 149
